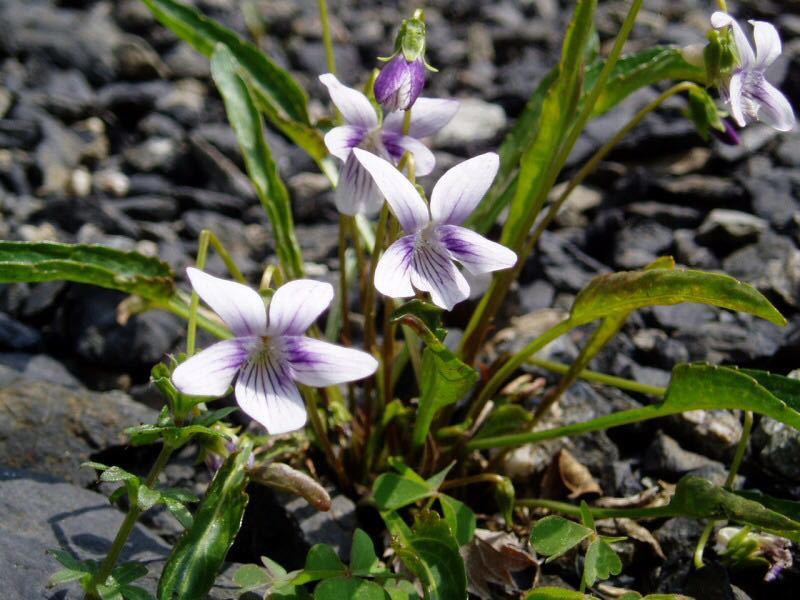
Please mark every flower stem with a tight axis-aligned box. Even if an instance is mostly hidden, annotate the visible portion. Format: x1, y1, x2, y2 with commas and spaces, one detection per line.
318, 0, 337, 75
458, 0, 644, 363
693, 410, 753, 568
338, 215, 351, 343
523, 82, 699, 256
716, 0, 728, 12
85, 443, 175, 600
517, 497, 674, 520
186, 231, 210, 356
439, 473, 506, 491
527, 356, 667, 397
304, 387, 349, 490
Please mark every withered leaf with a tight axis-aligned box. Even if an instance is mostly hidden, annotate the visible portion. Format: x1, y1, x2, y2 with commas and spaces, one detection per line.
541, 449, 602, 500
463, 529, 537, 599
250, 462, 331, 511
596, 518, 665, 560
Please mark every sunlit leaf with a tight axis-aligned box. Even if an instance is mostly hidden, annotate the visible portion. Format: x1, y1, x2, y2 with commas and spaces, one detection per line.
0, 242, 174, 299
211, 45, 304, 279
313, 577, 387, 600
394, 511, 467, 600
158, 446, 251, 599
438, 494, 477, 547
525, 588, 589, 599
373, 473, 434, 511
583, 538, 622, 587
570, 268, 786, 327
350, 529, 384, 577
529, 516, 592, 561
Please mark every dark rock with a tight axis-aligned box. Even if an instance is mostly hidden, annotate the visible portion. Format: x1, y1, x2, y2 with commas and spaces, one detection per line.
35, 196, 141, 238
111, 196, 178, 221
752, 417, 800, 482
672, 228, 720, 269
654, 174, 744, 205
123, 136, 183, 174
675, 319, 784, 363
518, 280, 556, 314
21, 280, 67, 318
643, 431, 725, 478
0, 353, 82, 388
525, 230, 608, 293
696, 209, 768, 251
651, 303, 717, 332
0, 378, 157, 485
723, 234, 800, 308
0, 312, 43, 351
614, 221, 674, 269
58, 286, 183, 373
741, 166, 800, 230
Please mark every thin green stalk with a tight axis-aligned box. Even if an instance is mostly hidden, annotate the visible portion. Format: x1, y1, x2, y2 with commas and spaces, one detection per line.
693, 410, 754, 568
86, 444, 175, 599
304, 387, 349, 491
317, 0, 337, 75
459, 0, 644, 363
467, 318, 576, 423
717, 0, 728, 12
528, 356, 667, 397
518, 498, 673, 521
186, 231, 211, 356
524, 82, 699, 255
363, 205, 390, 355
467, 403, 670, 450
338, 215, 351, 343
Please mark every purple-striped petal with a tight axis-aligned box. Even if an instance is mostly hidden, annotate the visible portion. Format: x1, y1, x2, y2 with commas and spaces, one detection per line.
410, 240, 470, 311
325, 125, 367, 162
430, 153, 499, 226
381, 131, 436, 176
267, 279, 334, 336
353, 148, 430, 233
712, 12, 755, 69
750, 20, 781, 68
172, 337, 255, 397
754, 79, 796, 131
319, 73, 378, 129
235, 354, 306, 434
374, 234, 416, 299
186, 268, 267, 337
384, 98, 460, 138
437, 224, 517, 275
335, 152, 384, 216
283, 336, 378, 387
728, 71, 746, 127
374, 55, 425, 113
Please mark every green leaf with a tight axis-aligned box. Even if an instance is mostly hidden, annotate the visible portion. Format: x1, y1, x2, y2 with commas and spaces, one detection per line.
501, 0, 597, 250
100, 466, 138, 484
736, 490, 800, 523
49, 568, 91, 586
118, 585, 155, 600
112, 562, 148, 585
0, 242, 174, 300
569, 268, 786, 327
350, 529, 383, 577
372, 473, 436, 511
313, 577, 388, 600
438, 494, 476, 547
529, 516, 593, 561
665, 364, 800, 433
162, 497, 194, 529
670, 475, 800, 532
740, 369, 800, 412
383, 579, 422, 600
473, 404, 534, 441
525, 589, 589, 600
211, 44, 304, 280
157, 445, 251, 599
583, 538, 622, 587
232, 563, 272, 592
136, 485, 162, 512
393, 511, 467, 600
292, 544, 347, 584
412, 344, 478, 449
587, 47, 706, 117
139, 0, 326, 161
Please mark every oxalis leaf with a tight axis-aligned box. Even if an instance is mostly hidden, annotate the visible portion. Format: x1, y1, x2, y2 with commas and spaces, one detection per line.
211, 44, 304, 280
393, 511, 467, 600
530, 516, 593, 562
0, 242, 174, 300
569, 267, 786, 327
158, 445, 251, 599
140, 0, 326, 162
583, 538, 622, 587
313, 577, 387, 600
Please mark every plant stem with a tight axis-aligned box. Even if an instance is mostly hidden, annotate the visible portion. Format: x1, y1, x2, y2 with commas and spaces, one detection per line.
458, 0, 644, 363
363, 205, 390, 355
86, 444, 175, 599
524, 82, 699, 255
693, 410, 753, 568
466, 318, 576, 424
528, 356, 667, 397
186, 231, 211, 356
318, 0, 337, 75
338, 215, 351, 343
439, 473, 506, 491
717, 0, 728, 12
518, 498, 674, 520
304, 387, 349, 490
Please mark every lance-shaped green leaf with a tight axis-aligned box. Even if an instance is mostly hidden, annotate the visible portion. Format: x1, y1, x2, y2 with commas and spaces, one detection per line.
530, 516, 593, 562
393, 511, 467, 600
501, 0, 597, 250
569, 267, 786, 327
670, 475, 800, 532
586, 46, 706, 117
211, 45, 304, 280
0, 242, 174, 299
140, 0, 326, 161
372, 462, 452, 511
582, 538, 622, 587
438, 494, 476, 547
350, 529, 385, 577
158, 445, 251, 599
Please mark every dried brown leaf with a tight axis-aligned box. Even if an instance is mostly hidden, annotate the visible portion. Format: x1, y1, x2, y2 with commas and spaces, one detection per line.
463, 529, 537, 599
596, 518, 665, 560
541, 449, 602, 500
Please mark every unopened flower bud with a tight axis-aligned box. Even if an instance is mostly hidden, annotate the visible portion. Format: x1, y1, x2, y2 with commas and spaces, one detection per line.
711, 118, 742, 146
375, 9, 430, 112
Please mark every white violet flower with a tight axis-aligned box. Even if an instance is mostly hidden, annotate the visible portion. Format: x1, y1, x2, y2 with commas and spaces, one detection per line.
354, 148, 517, 311
319, 73, 458, 216
172, 269, 378, 434
711, 11, 796, 131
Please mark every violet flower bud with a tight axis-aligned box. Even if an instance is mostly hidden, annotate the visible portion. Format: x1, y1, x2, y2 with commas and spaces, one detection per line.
375, 54, 426, 113
711, 118, 742, 146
